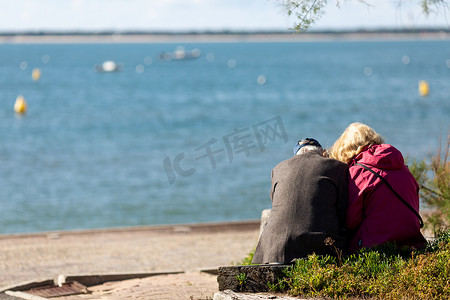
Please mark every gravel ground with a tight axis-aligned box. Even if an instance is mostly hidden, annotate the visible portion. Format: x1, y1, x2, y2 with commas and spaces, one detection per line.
0, 221, 260, 291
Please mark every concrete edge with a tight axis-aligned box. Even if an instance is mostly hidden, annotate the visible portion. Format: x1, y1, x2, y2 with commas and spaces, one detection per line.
0, 270, 185, 293
1, 279, 54, 294
213, 289, 302, 300
198, 268, 219, 275
0, 220, 260, 240
63, 270, 186, 287
0, 267, 221, 294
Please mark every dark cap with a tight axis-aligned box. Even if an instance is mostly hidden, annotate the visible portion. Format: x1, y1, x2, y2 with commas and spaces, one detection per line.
293, 138, 322, 155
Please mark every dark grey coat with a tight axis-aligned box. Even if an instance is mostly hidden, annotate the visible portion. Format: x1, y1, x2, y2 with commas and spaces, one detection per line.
252, 152, 348, 264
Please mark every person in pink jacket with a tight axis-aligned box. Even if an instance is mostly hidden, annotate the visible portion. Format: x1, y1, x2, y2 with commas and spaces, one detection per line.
329, 122, 426, 253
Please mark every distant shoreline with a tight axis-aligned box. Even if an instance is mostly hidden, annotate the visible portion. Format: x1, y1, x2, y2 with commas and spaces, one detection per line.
1, 29, 449, 43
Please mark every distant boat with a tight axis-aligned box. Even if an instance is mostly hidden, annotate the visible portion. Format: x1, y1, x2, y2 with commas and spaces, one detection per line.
94, 61, 122, 72
159, 46, 201, 61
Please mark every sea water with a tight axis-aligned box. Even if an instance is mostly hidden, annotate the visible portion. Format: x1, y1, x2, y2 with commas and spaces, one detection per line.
0, 39, 449, 234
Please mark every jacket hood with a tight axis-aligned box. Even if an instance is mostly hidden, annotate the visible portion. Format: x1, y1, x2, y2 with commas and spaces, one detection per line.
353, 144, 404, 170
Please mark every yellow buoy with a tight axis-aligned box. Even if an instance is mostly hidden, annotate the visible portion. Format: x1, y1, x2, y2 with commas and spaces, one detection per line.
32, 68, 41, 81
14, 95, 27, 114
418, 80, 430, 97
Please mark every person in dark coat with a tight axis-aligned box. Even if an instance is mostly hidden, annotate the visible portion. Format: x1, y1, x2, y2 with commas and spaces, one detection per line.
252, 138, 348, 264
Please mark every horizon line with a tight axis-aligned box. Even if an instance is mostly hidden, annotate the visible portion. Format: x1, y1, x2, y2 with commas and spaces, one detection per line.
1, 27, 450, 36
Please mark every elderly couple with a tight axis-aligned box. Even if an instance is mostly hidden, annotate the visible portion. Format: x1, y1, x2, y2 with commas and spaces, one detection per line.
252, 122, 426, 264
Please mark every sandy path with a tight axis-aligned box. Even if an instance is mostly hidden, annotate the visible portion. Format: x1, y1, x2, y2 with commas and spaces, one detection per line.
0, 221, 260, 290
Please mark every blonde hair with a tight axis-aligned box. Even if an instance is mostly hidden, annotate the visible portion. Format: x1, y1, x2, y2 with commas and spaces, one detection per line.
329, 122, 385, 163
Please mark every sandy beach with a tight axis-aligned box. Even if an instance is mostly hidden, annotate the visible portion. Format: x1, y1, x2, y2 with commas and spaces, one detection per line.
1, 30, 449, 44
0, 220, 260, 292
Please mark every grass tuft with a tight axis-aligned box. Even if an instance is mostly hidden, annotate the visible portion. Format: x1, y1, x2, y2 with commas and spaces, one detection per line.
268, 230, 450, 299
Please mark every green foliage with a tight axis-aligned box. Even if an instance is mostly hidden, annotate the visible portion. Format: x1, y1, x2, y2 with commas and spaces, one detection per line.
239, 248, 256, 265
421, 0, 448, 16
236, 272, 247, 285
276, 0, 328, 31
408, 134, 450, 235
271, 230, 450, 299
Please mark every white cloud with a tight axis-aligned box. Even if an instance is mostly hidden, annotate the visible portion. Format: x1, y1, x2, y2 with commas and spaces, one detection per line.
71, 0, 85, 10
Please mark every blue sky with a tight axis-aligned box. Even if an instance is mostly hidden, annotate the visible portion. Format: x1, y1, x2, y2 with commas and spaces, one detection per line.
0, 0, 448, 32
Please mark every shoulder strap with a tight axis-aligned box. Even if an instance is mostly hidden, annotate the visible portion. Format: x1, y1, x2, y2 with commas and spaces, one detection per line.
355, 162, 424, 228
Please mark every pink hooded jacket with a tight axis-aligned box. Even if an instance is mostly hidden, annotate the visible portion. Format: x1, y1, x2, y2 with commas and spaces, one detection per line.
346, 144, 426, 252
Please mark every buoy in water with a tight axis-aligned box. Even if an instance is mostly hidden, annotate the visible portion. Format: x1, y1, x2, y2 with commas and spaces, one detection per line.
418, 80, 430, 97
32, 68, 41, 81
14, 95, 27, 114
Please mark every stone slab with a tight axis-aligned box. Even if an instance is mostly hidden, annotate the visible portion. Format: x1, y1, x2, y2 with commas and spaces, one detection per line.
217, 265, 287, 293
214, 289, 302, 300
